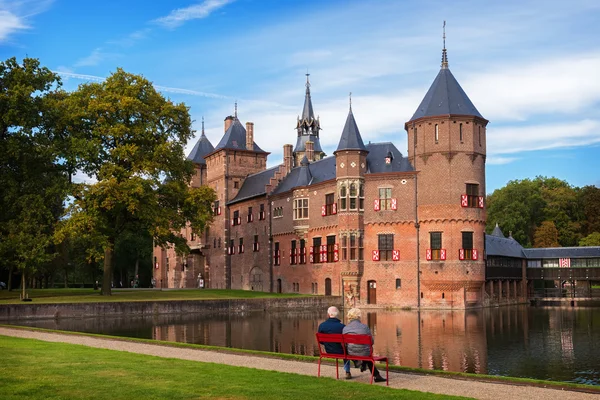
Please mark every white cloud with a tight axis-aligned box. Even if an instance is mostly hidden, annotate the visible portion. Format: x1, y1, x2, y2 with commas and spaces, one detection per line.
154, 0, 234, 29
0, 9, 27, 40
487, 156, 520, 165
74, 48, 110, 67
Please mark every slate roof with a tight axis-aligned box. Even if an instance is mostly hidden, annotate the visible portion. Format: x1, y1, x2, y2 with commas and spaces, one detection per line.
214, 118, 267, 153
228, 166, 280, 205
409, 67, 484, 122
486, 234, 525, 258
365, 142, 414, 173
271, 156, 336, 195
294, 77, 323, 154
294, 134, 324, 153
490, 223, 505, 238
187, 132, 215, 165
522, 247, 600, 259
336, 109, 367, 152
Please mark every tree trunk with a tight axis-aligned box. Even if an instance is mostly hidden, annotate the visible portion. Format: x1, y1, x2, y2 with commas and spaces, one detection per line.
134, 257, 139, 287
64, 268, 68, 288
101, 244, 113, 295
21, 270, 26, 300
8, 265, 13, 291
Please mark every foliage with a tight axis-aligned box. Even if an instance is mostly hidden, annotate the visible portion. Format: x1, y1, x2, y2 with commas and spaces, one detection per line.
0, 57, 69, 295
533, 221, 560, 248
486, 176, 598, 247
580, 232, 600, 247
59, 69, 216, 295
1, 336, 461, 400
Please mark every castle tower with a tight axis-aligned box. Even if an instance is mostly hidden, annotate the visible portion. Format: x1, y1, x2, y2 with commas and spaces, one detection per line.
405, 25, 488, 308
334, 97, 369, 303
293, 74, 325, 166
204, 109, 270, 289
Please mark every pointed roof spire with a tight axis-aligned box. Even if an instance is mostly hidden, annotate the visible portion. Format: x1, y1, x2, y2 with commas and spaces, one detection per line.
336, 98, 367, 152
441, 21, 448, 69
491, 223, 505, 238
187, 118, 215, 165
349, 92, 352, 111
234, 101, 238, 119
201, 116, 206, 137
302, 72, 315, 122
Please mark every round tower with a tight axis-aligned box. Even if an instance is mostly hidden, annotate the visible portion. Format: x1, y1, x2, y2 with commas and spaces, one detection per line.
405, 25, 488, 308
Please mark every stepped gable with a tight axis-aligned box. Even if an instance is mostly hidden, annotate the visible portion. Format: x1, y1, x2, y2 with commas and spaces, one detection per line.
365, 142, 414, 173
214, 118, 267, 153
228, 166, 280, 205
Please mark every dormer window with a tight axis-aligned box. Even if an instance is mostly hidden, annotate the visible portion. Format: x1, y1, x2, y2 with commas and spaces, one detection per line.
385, 151, 393, 165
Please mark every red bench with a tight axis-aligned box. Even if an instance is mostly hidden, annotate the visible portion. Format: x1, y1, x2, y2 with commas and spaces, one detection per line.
316, 332, 389, 385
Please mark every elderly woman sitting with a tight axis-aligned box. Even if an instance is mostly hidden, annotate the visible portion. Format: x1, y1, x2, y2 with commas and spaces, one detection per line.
342, 307, 386, 382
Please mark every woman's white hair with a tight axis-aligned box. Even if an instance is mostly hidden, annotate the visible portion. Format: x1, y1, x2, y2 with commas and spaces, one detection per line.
347, 307, 362, 321
327, 306, 339, 318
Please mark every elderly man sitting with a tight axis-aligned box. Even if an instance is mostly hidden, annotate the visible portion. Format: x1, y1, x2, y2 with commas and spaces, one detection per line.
317, 306, 353, 379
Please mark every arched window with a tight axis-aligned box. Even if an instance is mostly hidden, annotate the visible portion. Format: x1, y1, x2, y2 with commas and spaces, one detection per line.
435, 124, 439, 144
339, 185, 347, 210
359, 184, 365, 210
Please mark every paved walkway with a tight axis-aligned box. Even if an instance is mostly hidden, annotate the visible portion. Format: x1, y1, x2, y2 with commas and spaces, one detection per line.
0, 327, 596, 399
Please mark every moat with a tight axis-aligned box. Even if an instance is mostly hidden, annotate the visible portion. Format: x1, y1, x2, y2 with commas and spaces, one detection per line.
7, 305, 600, 385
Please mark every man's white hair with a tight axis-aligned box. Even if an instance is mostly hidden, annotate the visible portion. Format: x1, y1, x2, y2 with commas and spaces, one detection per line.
327, 306, 339, 318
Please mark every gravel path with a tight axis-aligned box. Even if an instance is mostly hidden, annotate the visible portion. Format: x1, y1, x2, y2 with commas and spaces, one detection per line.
1, 327, 596, 400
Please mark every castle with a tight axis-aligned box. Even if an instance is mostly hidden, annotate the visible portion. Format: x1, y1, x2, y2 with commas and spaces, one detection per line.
153, 42, 490, 309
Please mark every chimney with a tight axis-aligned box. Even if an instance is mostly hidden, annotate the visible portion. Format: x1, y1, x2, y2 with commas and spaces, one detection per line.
283, 144, 293, 173
224, 116, 234, 132
246, 122, 254, 151
306, 140, 314, 162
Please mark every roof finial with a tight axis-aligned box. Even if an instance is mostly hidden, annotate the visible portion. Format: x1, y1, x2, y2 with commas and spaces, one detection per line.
441, 20, 448, 69
234, 101, 238, 119
349, 92, 352, 111
201, 116, 205, 137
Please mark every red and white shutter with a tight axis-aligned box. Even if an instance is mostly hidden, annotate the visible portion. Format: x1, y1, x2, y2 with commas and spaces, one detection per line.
334, 244, 339, 262
238, 217, 241, 225
321, 245, 327, 262
321, 205, 326, 216
230, 218, 235, 226
459, 249, 465, 260
303, 247, 307, 263
332, 203, 337, 215
155, 262, 159, 269
426, 249, 432, 261
372, 250, 380, 261
241, 244, 244, 253
392, 250, 400, 261
218, 206, 222, 215
250, 214, 254, 222
461, 195, 468, 207
309, 246, 314, 263
374, 199, 380, 211
478, 196, 484, 208
391, 198, 397, 211
440, 249, 446, 261
472, 249, 478, 260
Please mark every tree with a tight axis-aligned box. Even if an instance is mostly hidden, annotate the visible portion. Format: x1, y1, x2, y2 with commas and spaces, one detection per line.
535, 177, 581, 246
580, 185, 600, 236
0, 57, 68, 298
533, 221, 560, 248
580, 232, 600, 247
60, 69, 215, 295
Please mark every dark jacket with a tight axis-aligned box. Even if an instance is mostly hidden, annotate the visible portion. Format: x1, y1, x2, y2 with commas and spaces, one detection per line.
342, 319, 373, 356
317, 317, 345, 354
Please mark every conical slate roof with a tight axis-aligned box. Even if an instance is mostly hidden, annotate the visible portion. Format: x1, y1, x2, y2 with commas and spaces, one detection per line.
294, 75, 322, 155
336, 108, 367, 152
187, 122, 214, 165
214, 118, 266, 153
491, 223, 505, 238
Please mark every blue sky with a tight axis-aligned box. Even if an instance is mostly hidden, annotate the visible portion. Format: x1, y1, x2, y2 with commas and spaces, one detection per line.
2, 0, 599, 193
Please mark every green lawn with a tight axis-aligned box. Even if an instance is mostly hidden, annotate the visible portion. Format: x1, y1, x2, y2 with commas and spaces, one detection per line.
0, 335, 468, 400
0, 288, 313, 304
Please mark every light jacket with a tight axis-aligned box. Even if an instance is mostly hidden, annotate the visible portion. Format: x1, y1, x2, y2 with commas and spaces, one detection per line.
342, 319, 373, 356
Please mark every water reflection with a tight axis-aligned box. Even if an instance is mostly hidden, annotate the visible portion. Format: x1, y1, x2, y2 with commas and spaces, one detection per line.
7, 306, 600, 385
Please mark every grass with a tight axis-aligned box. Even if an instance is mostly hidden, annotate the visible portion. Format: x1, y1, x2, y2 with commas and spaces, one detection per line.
3, 325, 599, 394
0, 335, 468, 400
0, 288, 313, 304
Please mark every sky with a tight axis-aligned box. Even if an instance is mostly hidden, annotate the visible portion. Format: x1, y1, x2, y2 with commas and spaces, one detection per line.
1, 0, 599, 193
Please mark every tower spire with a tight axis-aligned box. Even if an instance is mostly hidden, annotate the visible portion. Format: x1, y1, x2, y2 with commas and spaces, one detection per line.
201, 116, 205, 137
234, 101, 238, 119
349, 92, 352, 111
441, 20, 448, 69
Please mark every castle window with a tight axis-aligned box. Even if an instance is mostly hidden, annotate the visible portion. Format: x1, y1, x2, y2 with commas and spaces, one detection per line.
312, 237, 321, 263
293, 198, 309, 220
461, 232, 473, 260
273, 206, 283, 218
459, 123, 463, 143
435, 124, 439, 144
358, 233, 364, 261
349, 183, 357, 210
259, 204, 265, 220
213, 201, 221, 215
247, 207, 253, 223
429, 232, 443, 260
190, 232, 196, 241
234, 181, 239, 189
291, 240, 297, 265
229, 239, 235, 255
396, 279, 401, 289
274, 242, 280, 266
166, 257, 169, 271
218, 237, 221, 248
299, 239, 306, 264
341, 235, 348, 261
466, 183, 479, 208
238, 238, 244, 254
253, 235, 259, 252
378, 234, 394, 261
324, 193, 336, 216
350, 233, 357, 260
232, 210, 240, 226
359, 184, 364, 210
378, 188, 392, 210
326, 235, 336, 263
339, 185, 347, 210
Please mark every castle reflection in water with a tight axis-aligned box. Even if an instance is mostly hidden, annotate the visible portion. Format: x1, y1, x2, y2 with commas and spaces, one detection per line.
9, 306, 600, 384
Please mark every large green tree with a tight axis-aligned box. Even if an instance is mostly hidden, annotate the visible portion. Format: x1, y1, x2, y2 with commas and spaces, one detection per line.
59, 69, 215, 295
533, 221, 560, 248
0, 57, 68, 298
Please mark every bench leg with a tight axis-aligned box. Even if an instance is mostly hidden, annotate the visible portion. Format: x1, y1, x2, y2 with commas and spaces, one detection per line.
318, 357, 321, 377
385, 359, 389, 386
336, 358, 339, 380
369, 363, 375, 384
